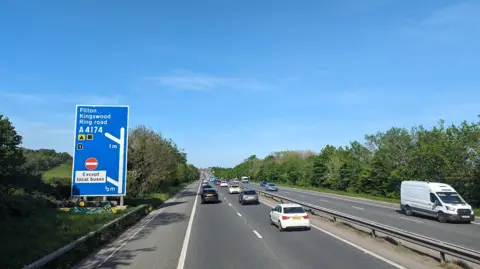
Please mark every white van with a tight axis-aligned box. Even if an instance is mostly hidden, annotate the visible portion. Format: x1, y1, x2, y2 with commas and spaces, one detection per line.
400, 181, 474, 223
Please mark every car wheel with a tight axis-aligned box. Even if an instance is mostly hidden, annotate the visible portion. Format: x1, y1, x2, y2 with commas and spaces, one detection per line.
241, 200, 244, 205
405, 206, 413, 216
437, 212, 447, 223
278, 221, 284, 232
270, 215, 274, 225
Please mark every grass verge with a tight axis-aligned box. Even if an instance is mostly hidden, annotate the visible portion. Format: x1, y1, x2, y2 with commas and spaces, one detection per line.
42, 163, 72, 181
0, 183, 187, 269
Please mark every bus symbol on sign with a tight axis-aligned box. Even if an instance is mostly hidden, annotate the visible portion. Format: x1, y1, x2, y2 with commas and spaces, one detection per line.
85, 158, 98, 170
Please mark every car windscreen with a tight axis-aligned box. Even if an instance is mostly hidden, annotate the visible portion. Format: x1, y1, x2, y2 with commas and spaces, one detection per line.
283, 207, 305, 214
244, 190, 256, 195
267, 184, 276, 186
436, 192, 466, 204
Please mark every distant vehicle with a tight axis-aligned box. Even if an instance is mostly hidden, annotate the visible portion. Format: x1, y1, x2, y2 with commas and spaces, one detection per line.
229, 184, 241, 194
214, 180, 221, 185
201, 188, 219, 204
241, 176, 249, 183
264, 183, 278, 191
220, 180, 228, 187
401, 181, 474, 223
233, 179, 239, 184
238, 189, 259, 205
270, 203, 310, 231
202, 184, 213, 191
260, 180, 266, 187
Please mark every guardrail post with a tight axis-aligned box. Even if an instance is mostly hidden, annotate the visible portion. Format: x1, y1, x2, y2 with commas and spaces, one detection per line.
371, 229, 376, 239
439, 251, 446, 263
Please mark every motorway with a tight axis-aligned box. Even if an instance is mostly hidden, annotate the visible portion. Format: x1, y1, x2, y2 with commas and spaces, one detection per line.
244, 183, 480, 251
74, 175, 401, 268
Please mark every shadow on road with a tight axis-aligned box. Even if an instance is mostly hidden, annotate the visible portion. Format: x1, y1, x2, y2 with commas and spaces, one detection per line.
180, 190, 198, 197
159, 200, 187, 209
97, 247, 157, 269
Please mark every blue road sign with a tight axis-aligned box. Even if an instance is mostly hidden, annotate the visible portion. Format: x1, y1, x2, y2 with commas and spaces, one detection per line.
71, 105, 129, 196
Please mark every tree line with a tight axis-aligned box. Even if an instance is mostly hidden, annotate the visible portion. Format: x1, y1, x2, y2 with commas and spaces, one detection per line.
0, 114, 199, 220
212, 117, 480, 207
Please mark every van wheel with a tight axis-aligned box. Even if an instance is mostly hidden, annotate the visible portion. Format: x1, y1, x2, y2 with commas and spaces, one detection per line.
405, 206, 413, 216
437, 212, 447, 223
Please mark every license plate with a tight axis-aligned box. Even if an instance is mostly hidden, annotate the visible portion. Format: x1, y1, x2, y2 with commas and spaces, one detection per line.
207, 194, 213, 197
462, 216, 470, 218
246, 196, 253, 199
292, 216, 301, 220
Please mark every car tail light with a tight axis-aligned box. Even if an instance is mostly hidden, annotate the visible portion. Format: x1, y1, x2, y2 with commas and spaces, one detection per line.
302, 215, 309, 219
282, 216, 290, 220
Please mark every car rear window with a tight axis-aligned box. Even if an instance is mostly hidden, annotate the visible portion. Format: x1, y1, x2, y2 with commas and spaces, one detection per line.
244, 190, 256, 195
203, 189, 216, 194
283, 207, 305, 214
231, 185, 239, 187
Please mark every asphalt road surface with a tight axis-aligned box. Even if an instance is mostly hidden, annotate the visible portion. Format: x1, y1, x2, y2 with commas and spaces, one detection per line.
244, 182, 480, 251
74, 177, 402, 269
182, 184, 399, 269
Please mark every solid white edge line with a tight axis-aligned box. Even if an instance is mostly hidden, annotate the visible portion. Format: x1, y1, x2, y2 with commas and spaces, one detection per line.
95, 190, 183, 268
253, 230, 263, 239
259, 200, 407, 269
309, 224, 407, 269
400, 217, 424, 224
352, 206, 365, 210
176, 181, 202, 269
237, 212, 242, 217
229, 203, 232, 206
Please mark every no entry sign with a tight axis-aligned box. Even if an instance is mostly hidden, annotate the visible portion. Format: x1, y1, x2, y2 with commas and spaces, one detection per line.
85, 157, 98, 170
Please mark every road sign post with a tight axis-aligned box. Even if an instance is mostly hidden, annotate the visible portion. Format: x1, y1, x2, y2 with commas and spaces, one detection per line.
71, 105, 129, 197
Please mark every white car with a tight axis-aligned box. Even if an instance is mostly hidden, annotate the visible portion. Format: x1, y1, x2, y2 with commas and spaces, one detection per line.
220, 181, 228, 187
269, 204, 310, 231
233, 180, 239, 184
229, 184, 241, 194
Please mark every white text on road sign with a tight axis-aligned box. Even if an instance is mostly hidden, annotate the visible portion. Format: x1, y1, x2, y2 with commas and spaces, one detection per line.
75, 171, 107, 183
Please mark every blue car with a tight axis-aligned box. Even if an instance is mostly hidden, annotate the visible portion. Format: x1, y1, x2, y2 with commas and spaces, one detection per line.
264, 183, 278, 191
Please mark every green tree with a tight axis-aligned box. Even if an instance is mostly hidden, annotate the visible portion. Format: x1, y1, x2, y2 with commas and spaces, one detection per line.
0, 115, 25, 180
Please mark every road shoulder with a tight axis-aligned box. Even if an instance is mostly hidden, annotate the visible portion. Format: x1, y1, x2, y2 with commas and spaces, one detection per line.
73, 182, 198, 269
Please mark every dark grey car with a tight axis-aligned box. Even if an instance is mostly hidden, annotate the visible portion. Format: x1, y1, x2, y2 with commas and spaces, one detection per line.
238, 189, 259, 205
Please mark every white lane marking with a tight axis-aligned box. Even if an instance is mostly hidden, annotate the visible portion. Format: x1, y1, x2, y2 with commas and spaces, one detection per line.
253, 230, 263, 239
259, 200, 406, 269
96, 186, 187, 268
471, 222, 480, 225
321, 199, 329, 203
237, 212, 242, 217
352, 206, 364, 211
310, 224, 407, 269
176, 182, 202, 269
229, 203, 232, 206
299, 194, 306, 198
400, 217, 424, 224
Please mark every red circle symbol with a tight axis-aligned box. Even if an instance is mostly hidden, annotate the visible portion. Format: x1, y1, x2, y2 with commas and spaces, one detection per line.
85, 157, 98, 170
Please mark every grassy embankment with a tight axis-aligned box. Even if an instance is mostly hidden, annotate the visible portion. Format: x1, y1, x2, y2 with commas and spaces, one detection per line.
251, 180, 480, 216
1, 163, 186, 269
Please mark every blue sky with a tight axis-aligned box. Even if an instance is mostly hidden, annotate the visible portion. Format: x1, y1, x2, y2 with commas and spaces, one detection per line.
1, 0, 479, 168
